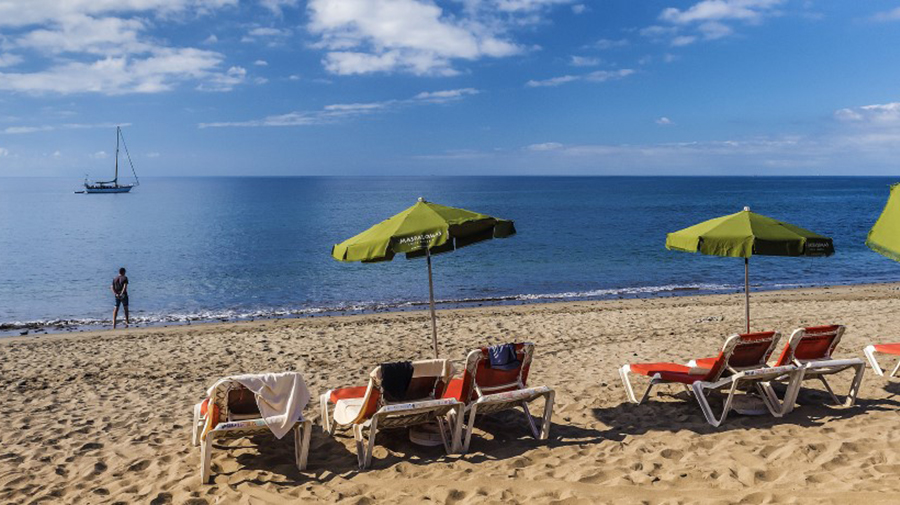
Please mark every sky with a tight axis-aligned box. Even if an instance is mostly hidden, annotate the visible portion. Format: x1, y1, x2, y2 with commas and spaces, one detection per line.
0, 0, 899, 177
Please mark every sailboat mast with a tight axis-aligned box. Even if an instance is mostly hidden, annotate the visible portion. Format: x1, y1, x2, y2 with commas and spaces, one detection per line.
114, 126, 120, 185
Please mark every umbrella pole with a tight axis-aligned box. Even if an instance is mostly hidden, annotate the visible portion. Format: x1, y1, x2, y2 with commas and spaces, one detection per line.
744, 258, 750, 333
425, 246, 439, 358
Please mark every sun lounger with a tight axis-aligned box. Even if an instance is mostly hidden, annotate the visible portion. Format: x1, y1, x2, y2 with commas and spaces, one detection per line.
864, 343, 900, 378
694, 325, 865, 408
620, 331, 804, 427
191, 374, 313, 484
442, 342, 555, 452
319, 359, 463, 469
774, 325, 865, 407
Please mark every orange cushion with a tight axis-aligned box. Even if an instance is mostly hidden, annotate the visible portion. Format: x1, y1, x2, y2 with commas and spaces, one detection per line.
329, 386, 368, 404
655, 371, 705, 385
874, 343, 900, 355
200, 398, 209, 416
693, 357, 718, 369
629, 362, 691, 376
442, 377, 465, 401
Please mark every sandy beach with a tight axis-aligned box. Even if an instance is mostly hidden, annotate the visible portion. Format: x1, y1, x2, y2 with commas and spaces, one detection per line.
2, 283, 900, 504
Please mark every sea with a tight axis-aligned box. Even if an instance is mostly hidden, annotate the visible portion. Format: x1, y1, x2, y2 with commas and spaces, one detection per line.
1, 176, 897, 335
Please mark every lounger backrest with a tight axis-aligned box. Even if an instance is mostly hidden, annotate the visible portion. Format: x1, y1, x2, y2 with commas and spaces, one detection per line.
700, 335, 743, 382
726, 331, 781, 370
774, 325, 845, 366
456, 342, 534, 404
349, 359, 456, 424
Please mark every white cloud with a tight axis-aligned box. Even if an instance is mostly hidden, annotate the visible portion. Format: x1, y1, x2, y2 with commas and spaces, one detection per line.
660, 0, 782, 24
52, 150, 61, 157
196, 65, 246, 92
91, 150, 109, 159
591, 38, 628, 50
671, 35, 697, 46
2, 122, 129, 135
585, 68, 634, 82
0, 2, 256, 95
527, 68, 633, 87
0, 53, 23, 67
571, 4, 586, 14
288, 74, 300, 80
254, 59, 268, 66
259, 0, 298, 14
570, 56, 601, 67
656, 117, 673, 125
413, 88, 480, 103
0, 48, 229, 94
527, 142, 563, 151
835, 102, 900, 125
146, 152, 160, 157
199, 88, 480, 128
0, 147, 8, 156
526, 75, 579, 87
650, 0, 781, 46
872, 7, 900, 22
307, 0, 572, 76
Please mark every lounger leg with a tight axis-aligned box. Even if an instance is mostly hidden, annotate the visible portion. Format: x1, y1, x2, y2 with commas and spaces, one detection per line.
462, 404, 478, 453
353, 425, 366, 470
817, 376, 842, 405
844, 365, 866, 408
436, 417, 451, 455
521, 401, 540, 439
294, 420, 311, 471
364, 418, 378, 469
692, 381, 738, 428
890, 361, 900, 379
200, 435, 213, 484
319, 392, 334, 434
192, 403, 201, 447
451, 404, 464, 454
539, 390, 555, 441
864, 346, 884, 376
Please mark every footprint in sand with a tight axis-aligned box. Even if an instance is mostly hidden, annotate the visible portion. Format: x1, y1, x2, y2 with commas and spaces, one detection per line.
77, 442, 103, 453
128, 460, 150, 472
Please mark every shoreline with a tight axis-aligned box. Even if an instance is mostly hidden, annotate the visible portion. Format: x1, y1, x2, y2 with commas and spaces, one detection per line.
4, 280, 898, 346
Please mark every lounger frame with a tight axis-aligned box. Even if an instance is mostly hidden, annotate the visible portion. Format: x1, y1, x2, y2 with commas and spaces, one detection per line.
777, 326, 866, 407
192, 378, 312, 484
454, 344, 555, 452
864, 345, 900, 378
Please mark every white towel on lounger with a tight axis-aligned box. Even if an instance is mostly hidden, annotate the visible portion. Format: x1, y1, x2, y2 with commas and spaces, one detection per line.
227, 372, 310, 439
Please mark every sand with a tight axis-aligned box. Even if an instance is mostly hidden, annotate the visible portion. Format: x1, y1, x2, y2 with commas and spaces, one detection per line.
2, 283, 900, 504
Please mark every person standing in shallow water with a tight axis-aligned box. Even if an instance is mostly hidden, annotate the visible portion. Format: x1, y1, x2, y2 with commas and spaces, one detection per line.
111, 267, 129, 329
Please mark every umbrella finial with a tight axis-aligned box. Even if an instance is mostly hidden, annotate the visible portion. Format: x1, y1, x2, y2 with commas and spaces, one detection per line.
418, 197, 426, 203
743, 206, 751, 212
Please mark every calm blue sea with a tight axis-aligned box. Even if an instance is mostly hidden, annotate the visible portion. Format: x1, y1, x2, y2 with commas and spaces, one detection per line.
0, 176, 897, 334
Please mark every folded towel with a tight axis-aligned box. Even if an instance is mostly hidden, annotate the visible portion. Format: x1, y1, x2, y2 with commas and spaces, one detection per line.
488, 343, 521, 371
380, 361, 414, 401
222, 372, 310, 439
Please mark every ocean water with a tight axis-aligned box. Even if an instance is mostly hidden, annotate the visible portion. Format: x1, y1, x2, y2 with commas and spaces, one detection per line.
0, 176, 897, 334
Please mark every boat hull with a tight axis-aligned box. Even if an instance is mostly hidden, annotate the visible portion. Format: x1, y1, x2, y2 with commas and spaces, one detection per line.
84, 185, 133, 194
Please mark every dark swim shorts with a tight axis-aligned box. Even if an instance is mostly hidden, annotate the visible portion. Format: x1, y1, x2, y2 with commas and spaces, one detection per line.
115, 295, 129, 308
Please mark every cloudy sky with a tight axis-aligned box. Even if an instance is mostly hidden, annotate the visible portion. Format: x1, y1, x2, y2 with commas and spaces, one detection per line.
0, 0, 899, 176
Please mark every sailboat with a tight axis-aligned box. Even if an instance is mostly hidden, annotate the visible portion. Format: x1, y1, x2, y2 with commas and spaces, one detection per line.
82, 126, 139, 194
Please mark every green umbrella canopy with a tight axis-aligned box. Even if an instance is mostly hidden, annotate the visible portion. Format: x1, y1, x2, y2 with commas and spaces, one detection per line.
666, 207, 834, 258
332, 198, 516, 262
867, 183, 900, 262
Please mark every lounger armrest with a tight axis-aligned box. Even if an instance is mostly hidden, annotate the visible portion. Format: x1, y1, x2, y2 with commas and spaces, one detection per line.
473, 386, 553, 405
212, 415, 307, 434
377, 398, 460, 415
802, 358, 865, 369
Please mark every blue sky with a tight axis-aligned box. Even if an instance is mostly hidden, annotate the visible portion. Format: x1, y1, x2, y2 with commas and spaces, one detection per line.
0, 0, 899, 177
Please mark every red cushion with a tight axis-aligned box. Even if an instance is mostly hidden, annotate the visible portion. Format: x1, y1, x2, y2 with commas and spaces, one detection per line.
442, 377, 465, 401
629, 362, 691, 376
655, 371, 705, 385
693, 357, 718, 369
200, 398, 209, 416
329, 386, 368, 403
874, 343, 900, 355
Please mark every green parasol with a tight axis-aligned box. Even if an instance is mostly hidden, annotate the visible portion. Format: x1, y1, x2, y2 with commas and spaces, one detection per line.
332, 197, 516, 357
867, 183, 900, 262
666, 207, 834, 332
